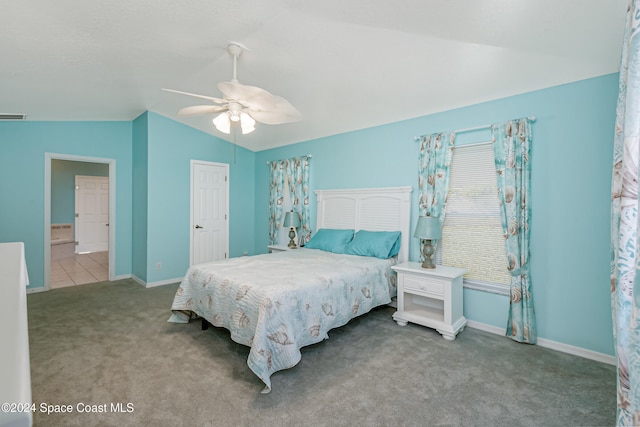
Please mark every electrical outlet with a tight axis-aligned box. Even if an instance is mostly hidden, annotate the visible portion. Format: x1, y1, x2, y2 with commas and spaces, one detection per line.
156, 262, 161, 270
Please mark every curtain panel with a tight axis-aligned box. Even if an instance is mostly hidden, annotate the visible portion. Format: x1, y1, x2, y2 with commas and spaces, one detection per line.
417, 131, 455, 219
268, 155, 312, 245
611, 1, 640, 424
287, 156, 312, 245
491, 118, 536, 344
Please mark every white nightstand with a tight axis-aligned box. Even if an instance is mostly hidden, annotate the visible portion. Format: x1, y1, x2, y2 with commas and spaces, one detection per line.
267, 244, 292, 253
391, 262, 467, 340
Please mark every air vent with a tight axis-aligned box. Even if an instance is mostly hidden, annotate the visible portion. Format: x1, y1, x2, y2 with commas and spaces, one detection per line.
0, 114, 27, 120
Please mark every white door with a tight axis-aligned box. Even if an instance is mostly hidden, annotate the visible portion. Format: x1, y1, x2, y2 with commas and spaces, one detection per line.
191, 161, 229, 265
75, 175, 109, 253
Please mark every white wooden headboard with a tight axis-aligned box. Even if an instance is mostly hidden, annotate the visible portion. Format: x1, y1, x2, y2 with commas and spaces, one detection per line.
315, 186, 413, 263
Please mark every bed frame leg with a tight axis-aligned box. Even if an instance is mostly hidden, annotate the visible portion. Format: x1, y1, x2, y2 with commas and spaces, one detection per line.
201, 318, 209, 330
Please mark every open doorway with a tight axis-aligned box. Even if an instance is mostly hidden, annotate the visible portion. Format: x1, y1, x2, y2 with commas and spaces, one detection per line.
44, 153, 116, 290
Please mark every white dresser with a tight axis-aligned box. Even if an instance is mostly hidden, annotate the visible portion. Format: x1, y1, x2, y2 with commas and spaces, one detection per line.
0, 242, 33, 427
392, 262, 466, 340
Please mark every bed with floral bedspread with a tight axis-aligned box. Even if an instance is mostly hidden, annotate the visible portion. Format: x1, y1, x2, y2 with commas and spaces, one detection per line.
168, 248, 397, 393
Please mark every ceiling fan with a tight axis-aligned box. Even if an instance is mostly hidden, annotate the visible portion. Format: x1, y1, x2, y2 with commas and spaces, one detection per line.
163, 43, 302, 135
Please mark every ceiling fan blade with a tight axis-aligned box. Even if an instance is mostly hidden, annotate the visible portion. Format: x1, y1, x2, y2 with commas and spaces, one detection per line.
162, 88, 226, 104
217, 81, 272, 104
246, 95, 302, 125
219, 81, 301, 124
217, 81, 292, 112
177, 105, 228, 117
248, 107, 302, 125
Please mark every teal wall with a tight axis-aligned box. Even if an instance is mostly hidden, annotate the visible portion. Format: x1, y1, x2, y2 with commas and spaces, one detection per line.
142, 112, 256, 283
0, 114, 255, 289
255, 73, 618, 356
51, 159, 109, 224
132, 113, 149, 282
0, 121, 133, 288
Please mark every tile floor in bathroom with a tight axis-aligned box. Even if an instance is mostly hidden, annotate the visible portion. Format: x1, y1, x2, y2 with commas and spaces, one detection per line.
51, 251, 108, 288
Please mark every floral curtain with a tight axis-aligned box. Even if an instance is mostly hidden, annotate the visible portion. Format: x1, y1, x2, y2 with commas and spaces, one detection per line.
611, 2, 640, 424
268, 160, 286, 245
268, 155, 312, 245
287, 156, 312, 245
417, 131, 455, 219
491, 118, 536, 344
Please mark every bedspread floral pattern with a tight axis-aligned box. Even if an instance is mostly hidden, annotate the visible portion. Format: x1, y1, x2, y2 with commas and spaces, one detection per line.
169, 249, 396, 393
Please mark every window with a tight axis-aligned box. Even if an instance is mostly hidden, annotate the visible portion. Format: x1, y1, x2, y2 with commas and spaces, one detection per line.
435, 141, 511, 293
277, 175, 294, 245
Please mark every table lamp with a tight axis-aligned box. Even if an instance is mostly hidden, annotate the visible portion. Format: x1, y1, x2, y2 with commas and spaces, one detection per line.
414, 214, 442, 268
283, 211, 301, 248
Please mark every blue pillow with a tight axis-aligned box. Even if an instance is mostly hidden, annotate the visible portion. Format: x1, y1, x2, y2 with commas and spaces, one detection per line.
344, 230, 401, 259
304, 229, 355, 253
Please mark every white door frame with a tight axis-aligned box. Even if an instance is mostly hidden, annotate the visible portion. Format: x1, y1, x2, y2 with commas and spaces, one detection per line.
44, 153, 116, 290
190, 159, 229, 266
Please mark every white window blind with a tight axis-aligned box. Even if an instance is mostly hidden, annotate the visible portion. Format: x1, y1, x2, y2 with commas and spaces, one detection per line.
278, 175, 294, 245
435, 141, 511, 287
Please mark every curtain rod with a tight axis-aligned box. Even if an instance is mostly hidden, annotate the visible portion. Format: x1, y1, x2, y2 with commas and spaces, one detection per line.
266, 154, 312, 165
414, 115, 537, 141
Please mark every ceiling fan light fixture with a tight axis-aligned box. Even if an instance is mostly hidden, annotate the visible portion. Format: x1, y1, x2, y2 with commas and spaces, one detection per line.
213, 112, 231, 134
213, 110, 255, 135
240, 112, 256, 134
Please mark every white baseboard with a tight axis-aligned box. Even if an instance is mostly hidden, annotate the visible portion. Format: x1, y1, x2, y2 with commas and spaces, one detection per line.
536, 337, 616, 365
27, 275, 179, 292
131, 275, 145, 287
146, 277, 182, 288
466, 320, 505, 336
27, 274, 133, 293
131, 275, 182, 288
466, 320, 616, 366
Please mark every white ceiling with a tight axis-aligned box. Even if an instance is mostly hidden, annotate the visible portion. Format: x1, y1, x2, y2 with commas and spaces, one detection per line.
0, 1, 627, 152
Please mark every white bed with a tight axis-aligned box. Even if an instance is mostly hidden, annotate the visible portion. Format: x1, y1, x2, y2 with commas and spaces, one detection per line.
169, 186, 412, 393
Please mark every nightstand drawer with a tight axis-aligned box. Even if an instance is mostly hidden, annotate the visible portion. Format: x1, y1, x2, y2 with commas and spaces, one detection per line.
403, 275, 446, 297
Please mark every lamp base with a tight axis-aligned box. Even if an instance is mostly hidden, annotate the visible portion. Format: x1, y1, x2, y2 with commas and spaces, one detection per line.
421, 239, 436, 269
421, 259, 436, 269
288, 228, 298, 249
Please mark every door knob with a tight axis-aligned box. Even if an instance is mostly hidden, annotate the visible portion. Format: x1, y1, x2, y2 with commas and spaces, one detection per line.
195, 225, 203, 229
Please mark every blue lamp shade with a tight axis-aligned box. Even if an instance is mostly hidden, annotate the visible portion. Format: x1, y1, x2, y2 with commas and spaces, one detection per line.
414, 215, 442, 240
283, 211, 301, 228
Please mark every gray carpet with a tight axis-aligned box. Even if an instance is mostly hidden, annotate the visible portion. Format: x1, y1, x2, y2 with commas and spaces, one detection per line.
27, 279, 615, 427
